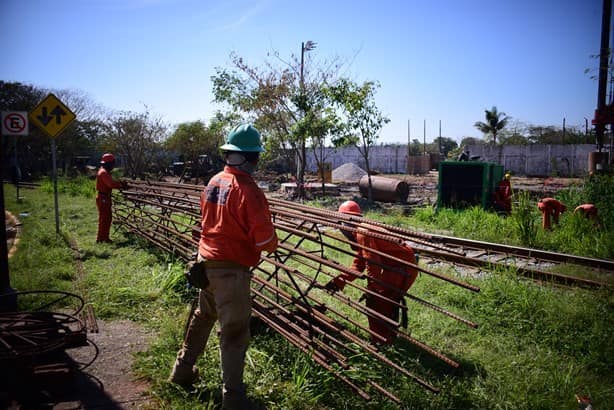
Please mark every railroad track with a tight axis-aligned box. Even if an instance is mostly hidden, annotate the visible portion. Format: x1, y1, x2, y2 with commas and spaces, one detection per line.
268, 198, 612, 289
408, 235, 612, 288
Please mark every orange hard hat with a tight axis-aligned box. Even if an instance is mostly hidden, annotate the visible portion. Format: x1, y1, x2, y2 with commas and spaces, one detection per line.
101, 153, 115, 164
338, 200, 362, 216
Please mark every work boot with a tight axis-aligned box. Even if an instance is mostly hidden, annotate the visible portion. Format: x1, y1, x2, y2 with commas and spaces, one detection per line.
222, 385, 254, 410
168, 360, 199, 387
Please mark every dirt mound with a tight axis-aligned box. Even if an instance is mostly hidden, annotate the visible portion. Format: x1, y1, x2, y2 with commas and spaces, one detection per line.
332, 163, 367, 183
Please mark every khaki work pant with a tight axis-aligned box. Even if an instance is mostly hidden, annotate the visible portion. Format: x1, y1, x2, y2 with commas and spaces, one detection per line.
175, 262, 252, 402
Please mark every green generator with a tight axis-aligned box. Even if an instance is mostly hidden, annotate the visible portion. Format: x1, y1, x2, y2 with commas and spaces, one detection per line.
437, 161, 504, 209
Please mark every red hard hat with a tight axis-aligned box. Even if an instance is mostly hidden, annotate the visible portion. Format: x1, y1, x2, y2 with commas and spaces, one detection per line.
338, 200, 362, 216
101, 153, 115, 164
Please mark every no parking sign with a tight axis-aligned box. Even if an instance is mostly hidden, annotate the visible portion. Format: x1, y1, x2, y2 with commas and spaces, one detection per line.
1, 111, 29, 136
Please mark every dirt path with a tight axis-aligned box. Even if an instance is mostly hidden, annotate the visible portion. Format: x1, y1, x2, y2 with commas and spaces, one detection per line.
66, 319, 157, 409
4, 213, 158, 409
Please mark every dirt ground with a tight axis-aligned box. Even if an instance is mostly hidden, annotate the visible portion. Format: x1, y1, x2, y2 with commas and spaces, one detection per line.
2, 172, 583, 408
3, 214, 158, 409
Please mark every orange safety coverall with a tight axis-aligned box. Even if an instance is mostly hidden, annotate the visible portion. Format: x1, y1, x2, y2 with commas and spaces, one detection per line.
538, 197, 566, 230
198, 166, 278, 265
493, 179, 512, 214
334, 225, 418, 344
574, 204, 598, 218
95, 167, 123, 242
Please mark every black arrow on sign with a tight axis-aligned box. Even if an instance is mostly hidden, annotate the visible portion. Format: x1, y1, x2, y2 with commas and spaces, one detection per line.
37, 107, 53, 126
50, 105, 67, 124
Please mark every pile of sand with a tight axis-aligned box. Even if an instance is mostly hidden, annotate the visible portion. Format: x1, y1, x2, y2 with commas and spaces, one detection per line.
332, 163, 367, 183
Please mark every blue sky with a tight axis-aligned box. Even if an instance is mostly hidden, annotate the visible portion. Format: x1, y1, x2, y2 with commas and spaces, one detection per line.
0, 0, 605, 143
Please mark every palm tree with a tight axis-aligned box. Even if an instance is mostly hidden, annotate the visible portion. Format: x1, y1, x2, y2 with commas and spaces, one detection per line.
474, 106, 509, 144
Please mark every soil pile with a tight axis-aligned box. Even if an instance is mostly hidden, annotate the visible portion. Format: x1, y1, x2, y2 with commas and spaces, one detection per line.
332, 163, 367, 183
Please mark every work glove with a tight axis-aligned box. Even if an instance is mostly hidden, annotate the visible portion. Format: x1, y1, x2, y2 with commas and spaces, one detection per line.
323, 280, 341, 293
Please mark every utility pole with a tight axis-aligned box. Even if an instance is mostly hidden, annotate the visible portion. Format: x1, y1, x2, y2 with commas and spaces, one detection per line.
423, 119, 426, 155
297, 40, 316, 200
595, 0, 612, 151
438, 120, 442, 155
406, 119, 411, 173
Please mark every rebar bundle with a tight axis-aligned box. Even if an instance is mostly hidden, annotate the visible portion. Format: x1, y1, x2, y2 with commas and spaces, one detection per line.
114, 179, 480, 403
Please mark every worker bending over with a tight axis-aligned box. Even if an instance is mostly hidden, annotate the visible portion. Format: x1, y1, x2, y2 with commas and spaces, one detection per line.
325, 200, 419, 345
574, 203, 599, 226
538, 197, 566, 230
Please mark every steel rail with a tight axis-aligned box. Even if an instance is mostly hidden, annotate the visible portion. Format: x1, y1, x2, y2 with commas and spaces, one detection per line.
411, 244, 609, 288
426, 234, 614, 272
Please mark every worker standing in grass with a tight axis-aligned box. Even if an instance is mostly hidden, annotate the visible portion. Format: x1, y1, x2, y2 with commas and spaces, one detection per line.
169, 124, 278, 410
538, 197, 566, 230
493, 172, 512, 215
325, 200, 419, 345
95, 153, 126, 243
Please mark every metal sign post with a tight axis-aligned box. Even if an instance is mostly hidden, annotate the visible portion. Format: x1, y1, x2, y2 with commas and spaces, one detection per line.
51, 139, 60, 234
0, 111, 28, 307
1, 111, 28, 202
29, 94, 76, 235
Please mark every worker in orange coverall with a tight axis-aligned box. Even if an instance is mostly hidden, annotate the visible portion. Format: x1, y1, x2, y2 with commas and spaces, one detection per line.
538, 197, 566, 230
95, 153, 126, 243
493, 172, 512, 215
574, 204, 599, 225
325, 200, 419, 345
169, 124, 278, 409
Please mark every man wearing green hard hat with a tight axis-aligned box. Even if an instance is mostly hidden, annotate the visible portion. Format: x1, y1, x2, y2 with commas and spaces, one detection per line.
170, 123, 278, 409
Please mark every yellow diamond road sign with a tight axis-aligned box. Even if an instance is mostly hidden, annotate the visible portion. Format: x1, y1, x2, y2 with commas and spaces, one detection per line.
29, 93, 76, 138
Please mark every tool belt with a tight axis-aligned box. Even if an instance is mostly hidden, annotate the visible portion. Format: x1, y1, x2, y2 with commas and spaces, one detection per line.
184, 258, 245, 289
184, 260, 209, 289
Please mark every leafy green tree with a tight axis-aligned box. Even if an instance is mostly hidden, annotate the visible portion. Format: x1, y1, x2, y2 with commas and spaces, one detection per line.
211, 50, 344, 198
526, 124, 588, 145
474, 106, 509, 144
408, 138, 423, 156
166, 118, 225, 164
499, 133, 529, 145
101, 108, 168, 179
326, 79, 389, 202
459, 136, 483, 147
430, 136, 458, 157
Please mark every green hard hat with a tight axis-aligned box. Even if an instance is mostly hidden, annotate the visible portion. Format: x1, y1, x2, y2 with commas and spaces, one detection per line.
220, 123, 265, 152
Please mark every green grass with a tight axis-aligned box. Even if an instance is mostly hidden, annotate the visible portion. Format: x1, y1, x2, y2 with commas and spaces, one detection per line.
4, 179, 614, 409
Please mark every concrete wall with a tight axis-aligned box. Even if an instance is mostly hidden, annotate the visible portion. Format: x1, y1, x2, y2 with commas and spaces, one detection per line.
306, 144, 599, 177
306, 145, 410, 174
465, 144, 597, 177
